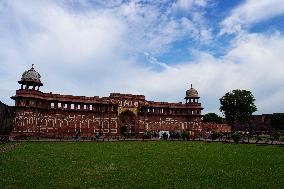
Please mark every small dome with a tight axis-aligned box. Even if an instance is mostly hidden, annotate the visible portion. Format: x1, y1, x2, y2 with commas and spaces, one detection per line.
186, 84, 198, 98
21, 65, 41, 83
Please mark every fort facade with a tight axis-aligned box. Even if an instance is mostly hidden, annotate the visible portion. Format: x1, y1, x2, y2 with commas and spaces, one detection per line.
10, 65, 206, 137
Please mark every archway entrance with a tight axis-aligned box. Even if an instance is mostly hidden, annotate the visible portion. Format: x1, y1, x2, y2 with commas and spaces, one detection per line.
118, 110, 137, 136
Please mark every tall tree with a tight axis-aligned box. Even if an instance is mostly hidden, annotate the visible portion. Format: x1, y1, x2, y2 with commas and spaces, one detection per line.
271, 113, 284, 130
202, 113, 224, 124
220, 89, 257, 131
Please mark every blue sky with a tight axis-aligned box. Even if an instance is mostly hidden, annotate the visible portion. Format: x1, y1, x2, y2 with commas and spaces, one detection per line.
0, 0, 284, 115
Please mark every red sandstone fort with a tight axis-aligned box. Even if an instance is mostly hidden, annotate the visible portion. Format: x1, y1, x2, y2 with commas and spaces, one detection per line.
10, 65, 230, 138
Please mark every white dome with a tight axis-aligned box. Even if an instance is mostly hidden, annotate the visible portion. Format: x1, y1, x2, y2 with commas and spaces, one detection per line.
186, 84, 198, 98
21, 65, 41, 83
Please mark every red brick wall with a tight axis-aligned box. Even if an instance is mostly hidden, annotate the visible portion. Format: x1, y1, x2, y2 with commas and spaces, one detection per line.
11, 91, 203, 137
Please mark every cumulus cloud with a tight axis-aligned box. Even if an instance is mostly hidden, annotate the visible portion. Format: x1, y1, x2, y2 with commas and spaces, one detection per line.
171, 0, 207, 11
0, 0, 283, 115
131, 33, 284, 114
220, 0, 284, 35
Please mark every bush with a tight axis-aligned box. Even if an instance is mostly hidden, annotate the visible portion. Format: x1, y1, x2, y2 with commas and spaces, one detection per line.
255, 135, 263, 143
181, 131, 189, 140
211, 131, 222, 141
271, 132, 281, 144
143, 130, 152, 139
271, 132, 281, 141
231, 131, 242, 144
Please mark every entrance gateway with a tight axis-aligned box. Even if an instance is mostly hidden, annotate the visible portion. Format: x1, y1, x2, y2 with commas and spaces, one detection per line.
118, 110, 137, 134
117, 104, 139, 134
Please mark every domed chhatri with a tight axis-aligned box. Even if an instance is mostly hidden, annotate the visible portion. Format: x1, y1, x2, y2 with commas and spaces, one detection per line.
186, 84, 198, 98
185, 84, 200, 104
18, 64, 43, 90
21, 64, 41, 83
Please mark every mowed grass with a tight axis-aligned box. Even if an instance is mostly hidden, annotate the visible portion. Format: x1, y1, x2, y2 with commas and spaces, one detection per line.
0, 141, 284, 189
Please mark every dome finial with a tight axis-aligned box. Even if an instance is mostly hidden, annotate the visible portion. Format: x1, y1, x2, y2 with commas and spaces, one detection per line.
32, 64, 34, 68
191, 84, 192, 88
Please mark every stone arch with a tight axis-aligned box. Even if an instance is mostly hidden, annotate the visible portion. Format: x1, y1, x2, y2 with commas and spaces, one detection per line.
118, 110, 138, 134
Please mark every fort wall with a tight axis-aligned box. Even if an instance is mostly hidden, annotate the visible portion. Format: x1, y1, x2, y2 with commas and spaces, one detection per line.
9, 65, 207, 137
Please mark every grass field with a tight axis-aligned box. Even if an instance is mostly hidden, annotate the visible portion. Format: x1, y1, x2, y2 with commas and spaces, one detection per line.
1, 141, 284, 189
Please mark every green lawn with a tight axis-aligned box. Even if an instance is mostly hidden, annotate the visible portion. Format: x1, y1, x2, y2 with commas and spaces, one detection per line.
0, 141, 283, 189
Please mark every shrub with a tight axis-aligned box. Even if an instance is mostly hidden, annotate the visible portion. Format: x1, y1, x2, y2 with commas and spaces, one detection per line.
271, 132, 281, 140
211, 131, 222, 141
271, 132, 281, 144
255, 135, 263, 143
181, 131, 189, 140
143, 130, 152, 139
231, 131, 242, 144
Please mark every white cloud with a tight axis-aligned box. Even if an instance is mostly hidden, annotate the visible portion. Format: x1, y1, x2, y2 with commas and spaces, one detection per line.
112, 1, 211, 54
172, 0, 207, 11
0, 0, 284, 116
220, 0, 284, 35
126, 33, 284, 114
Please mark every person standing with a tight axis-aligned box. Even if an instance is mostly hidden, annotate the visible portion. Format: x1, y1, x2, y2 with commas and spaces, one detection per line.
75, 128, 81, 142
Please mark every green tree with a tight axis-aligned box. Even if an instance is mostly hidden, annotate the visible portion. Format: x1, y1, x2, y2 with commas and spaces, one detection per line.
202, 113, 224, 124
220, 89, 257, 131
271, 113, 284, 130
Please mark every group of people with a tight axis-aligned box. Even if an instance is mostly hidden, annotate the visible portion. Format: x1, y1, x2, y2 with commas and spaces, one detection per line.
74, 129, 103, 141
73, 128, 198, 141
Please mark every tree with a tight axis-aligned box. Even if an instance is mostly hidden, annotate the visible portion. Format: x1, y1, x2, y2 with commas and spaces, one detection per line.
202, 113, 224, 124
220, 89, 257, 131
271, 113, 284, 130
